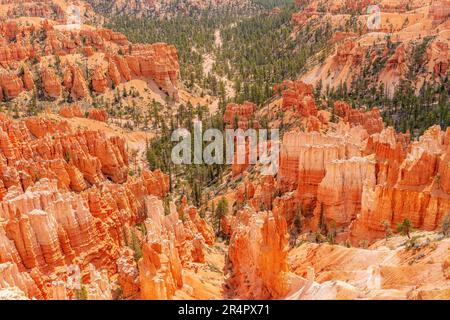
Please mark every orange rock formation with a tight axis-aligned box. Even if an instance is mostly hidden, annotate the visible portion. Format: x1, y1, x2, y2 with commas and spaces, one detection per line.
226, 208, 289, 299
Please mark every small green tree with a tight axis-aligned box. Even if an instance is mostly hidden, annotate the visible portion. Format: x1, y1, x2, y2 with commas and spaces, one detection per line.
215, 197, 228, 235
130, 231, 142, 263
397, 219, 412, 239
327, 221, 337, 245
289, 205, 302, 247
441, 215, 450, 237
382, 220, 392, 244
75, 285, 88, 300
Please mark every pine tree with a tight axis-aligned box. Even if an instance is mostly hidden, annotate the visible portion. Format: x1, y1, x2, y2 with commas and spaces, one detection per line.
397, 219, 412, 239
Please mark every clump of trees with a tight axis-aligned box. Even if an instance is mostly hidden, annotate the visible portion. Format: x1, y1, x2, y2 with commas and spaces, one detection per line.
397, 219, 413, 239
442, 215, 450, 237
213, 197, 229, 236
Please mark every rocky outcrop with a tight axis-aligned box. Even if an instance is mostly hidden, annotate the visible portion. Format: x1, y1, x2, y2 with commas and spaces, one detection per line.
129, 43, 180, 100
139, 196, 213, 299
91, 65, 108, 93
333, 40, 364, 68
22, 65, 34, 91
88, 109, 108, 122
59, 105, 83, 118
108, 59, 121, 87
334, 101, 384, 135
65, 65, 89, 100
117, 248, 140, 299
383, 44, 409, 76
226, 208, 289, 299
276, 118, 448, 245
429, 0, 450, 25
280, 80, 317, 117
139, 240, 183, 300
350, 126, 450, 244
279, 127, 365, 194
223, 102, 256, 129
426, 40, 449, 77
291, 8, 320, 28
41, 67, 61, 99
0, 115, 129, 187
0, 113, 186, 300
0, 71, 23, 100
315, 156, 376, 229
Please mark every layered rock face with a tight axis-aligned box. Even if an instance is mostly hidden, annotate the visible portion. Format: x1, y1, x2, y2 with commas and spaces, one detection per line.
139, 196, 214, 299
315, 156, 376, 229
226, 208, 289, 299
278, 123, 366, 194
258, 100, 448, 243
334, 101, 384, 135
0, 114, 129, 190
333, 39, 364, 68
429, 0, 450, 25
223, 102, 257, 129
63, 65, 89, 100
350, 126, 450, 244
0, 113, 214, 300
280, 80, 317, 117
0, 19, 180, 102
277, 122, 369, 232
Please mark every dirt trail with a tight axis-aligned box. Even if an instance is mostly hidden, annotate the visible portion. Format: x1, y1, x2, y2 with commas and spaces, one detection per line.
202, 28, 235, 100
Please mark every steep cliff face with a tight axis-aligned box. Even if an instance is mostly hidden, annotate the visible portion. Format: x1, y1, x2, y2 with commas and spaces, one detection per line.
350, 126, 450, 244
226, 208, 289, 299
232, 93, 447, 246
279, 124, 367, 194
0, 171, 169, 299
315, 156, 376, 229
276, 122, 370, 232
